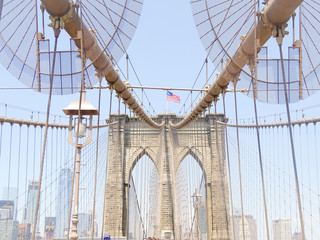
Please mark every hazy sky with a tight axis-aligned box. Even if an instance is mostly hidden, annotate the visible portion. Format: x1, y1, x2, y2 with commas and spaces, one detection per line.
0, 1, 319, 238
0, 0, 319, 123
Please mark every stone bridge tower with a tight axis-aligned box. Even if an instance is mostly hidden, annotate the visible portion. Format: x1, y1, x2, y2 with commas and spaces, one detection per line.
104, 113, 231, 240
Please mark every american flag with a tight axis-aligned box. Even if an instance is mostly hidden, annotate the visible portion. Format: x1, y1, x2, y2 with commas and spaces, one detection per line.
167, 91, 180, 103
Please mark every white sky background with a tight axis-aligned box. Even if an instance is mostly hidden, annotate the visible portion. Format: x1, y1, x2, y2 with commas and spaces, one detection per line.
0, 0, 319, 121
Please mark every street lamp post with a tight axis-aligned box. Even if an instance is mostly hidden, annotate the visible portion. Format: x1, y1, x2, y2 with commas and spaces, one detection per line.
63, 94, 99, 240
191, 188, 202, 240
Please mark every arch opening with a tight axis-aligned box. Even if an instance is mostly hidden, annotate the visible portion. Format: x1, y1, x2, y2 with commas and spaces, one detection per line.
128, 153, 159, 240
175, 153, 207, 240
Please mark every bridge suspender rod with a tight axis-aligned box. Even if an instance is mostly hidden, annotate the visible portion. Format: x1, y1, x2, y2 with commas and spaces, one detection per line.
278, 41, 306, 239
213, 100, 230, 239
0, 123, 2, 160
7, 124, 13, 210
15, 126, 22, 221
31, 20, 61, 240
250, 67, 271, 240
251, 3, 271, 233
222, 91, 236, 240
232, 80, 246, 240
91, 76, 103, 239
314, 124, 320, 224
101, 91, 113, 239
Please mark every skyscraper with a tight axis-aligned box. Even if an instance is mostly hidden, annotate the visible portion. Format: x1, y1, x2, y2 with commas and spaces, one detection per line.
233, 214, 257, 240
55, 168, 72, 237
26, 181, 38, 225
2, 187, 18, 220
272, 219, 292, 240
0, 200, 18, 240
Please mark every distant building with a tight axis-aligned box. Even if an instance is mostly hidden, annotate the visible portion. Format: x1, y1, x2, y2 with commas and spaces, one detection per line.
55, 168, 72, 237
2, 188, 18, 220
78, 213, 91, 237
77, 210, 99, 238
0, 200, 18, 240
44, 217, 56, 240
18, 223, 31, 240
26, 181, 38, 225
272, 219, 291, 240
233, 214, 257, 240
292, 232, 303, 240
0, 200, 14, 219
0, 219, 18, 240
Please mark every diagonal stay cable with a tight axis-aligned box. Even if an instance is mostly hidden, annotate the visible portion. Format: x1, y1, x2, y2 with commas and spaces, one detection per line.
31, 19, 61, 240
278, 34, 306, 240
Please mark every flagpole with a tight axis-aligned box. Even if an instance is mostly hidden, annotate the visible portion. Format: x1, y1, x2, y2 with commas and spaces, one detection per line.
166, 91, 168, 114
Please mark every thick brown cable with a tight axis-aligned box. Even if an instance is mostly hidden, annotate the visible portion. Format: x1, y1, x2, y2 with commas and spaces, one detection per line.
31, 25, 60, 240
250, 58, 271, 239
278, 43, 306, 240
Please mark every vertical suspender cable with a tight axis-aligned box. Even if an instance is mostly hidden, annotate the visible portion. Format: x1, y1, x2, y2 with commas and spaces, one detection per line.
24, 126, 30, 223
278, 41, 305, 240
91, 76, 103, 240
306, 125, 313, 237
232, 81, 246, 240
0, 123, 2, 160
101, 91, 113, 239
314, 123, 320, 225
7, 124, 13, 200
67, 125, 77, 240
15, 125, 22, 221
222, 91, 236, 240
213, 99, 229, 239
250, 69, 271, 239
67, 1, 87, 237
31, 20, 61, 240
251, 0, 271, 235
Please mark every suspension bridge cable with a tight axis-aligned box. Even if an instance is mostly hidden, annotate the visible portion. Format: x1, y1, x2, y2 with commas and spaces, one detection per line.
128, 57, 156, 114
7, 124, 13, 202
249, 64, 270, 240
0, 123, 2, 160
314, 123, 320, 225
179, 2, 241, 115
232, 80, 246, 240
91, 77, 103, 239
15, 125, 22, 221
306, 124, 314, 237
31, 19, 61, 240
101, 91, 113, 239
212, 101, 230, 239
278, 38, 306, 240
85, 0, 157, 118
222, 91, 236, 239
